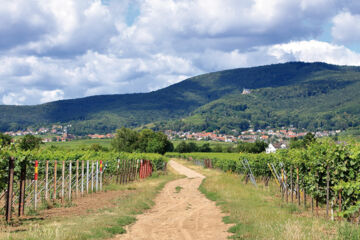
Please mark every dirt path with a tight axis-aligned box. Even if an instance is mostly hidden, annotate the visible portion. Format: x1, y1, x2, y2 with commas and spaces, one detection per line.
116, 160, 230, 240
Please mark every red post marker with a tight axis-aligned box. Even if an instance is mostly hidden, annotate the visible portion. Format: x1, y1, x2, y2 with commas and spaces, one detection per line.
140, 160, 144, 179
34, 160, 39, 180
100, 160, 103, 173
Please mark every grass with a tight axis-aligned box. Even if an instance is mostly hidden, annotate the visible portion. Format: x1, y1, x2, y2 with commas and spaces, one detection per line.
175, 186, 183, 193
175, 158, 360, 240
43, 139, 112, 150
0, 172, 179, 240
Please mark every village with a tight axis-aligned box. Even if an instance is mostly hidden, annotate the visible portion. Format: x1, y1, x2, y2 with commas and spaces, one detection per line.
4, 124, 340, 147
165, 128, 341, 146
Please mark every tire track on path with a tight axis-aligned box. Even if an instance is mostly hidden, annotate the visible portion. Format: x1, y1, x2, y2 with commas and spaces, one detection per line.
115, 159, 230, 240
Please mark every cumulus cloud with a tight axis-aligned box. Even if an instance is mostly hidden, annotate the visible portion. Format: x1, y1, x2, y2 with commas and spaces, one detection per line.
268, 40, 360, 65
331, 11, 360, 44
0, 0, 360, 105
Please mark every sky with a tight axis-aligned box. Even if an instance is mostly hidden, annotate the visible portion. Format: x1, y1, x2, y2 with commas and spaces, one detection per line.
1, 0, 360, 105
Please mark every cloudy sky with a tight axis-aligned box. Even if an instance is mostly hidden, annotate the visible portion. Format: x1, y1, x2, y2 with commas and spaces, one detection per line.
1, 0, 360, 105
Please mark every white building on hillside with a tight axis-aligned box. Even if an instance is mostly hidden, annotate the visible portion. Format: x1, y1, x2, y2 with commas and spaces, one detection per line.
266, 144, 276, 154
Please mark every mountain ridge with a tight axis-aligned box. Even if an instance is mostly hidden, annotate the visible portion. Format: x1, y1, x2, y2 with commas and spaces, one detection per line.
1, 61, 359, 134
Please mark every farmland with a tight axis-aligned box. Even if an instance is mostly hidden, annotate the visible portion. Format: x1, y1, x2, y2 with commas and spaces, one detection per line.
1, 137, 360, 239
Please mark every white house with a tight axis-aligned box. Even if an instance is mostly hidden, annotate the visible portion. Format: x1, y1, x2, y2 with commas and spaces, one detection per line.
266, 144, 277, 154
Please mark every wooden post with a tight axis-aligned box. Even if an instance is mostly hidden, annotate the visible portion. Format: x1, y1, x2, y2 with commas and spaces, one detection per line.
136, 160, 139, 180
96, 160, 99, 192
45, 160, 49, 200
339, 190, 342, 212
76, 160, 79, 198
54, 160, 57, 200
34, 160, 39, 210
61, 161, 65, 203
290, 166, 293, 203
100, 160, 103, 191
18, 162, 26, 217
124, 159, 128, 183
281, 168, 284, 201
311, 197, 314, 214
5, 157, 15, 222
121, 159, 126, 184
91, 161, 94, 192
116, 159, 120, 183
297, 167, 300, 206
326, 165, 330, 217
315, 171, 319, 215
130, 159, 133, 181
68, 160, 72, 201
81, 160, 84, 196
86, 160, 89, 194
285, 171, 288, 203
303, 189, 306, 208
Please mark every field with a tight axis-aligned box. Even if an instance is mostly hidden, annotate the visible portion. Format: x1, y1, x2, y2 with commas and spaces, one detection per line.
2, 138, 360, 239
44, 138, 112, 149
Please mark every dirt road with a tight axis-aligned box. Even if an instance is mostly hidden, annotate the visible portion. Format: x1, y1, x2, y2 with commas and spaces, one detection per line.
117, 160, 230, 240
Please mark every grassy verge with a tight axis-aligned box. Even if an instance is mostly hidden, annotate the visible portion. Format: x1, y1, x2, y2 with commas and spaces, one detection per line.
0, 172, 179, 240
175, 158, 360, 240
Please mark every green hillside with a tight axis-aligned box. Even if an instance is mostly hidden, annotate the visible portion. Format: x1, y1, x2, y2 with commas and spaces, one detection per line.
0, 62, 359, 134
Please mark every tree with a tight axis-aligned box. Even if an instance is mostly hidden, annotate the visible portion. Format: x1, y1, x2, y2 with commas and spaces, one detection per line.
0, 133, 12, 148
199, 143, 211, 152
111, 127, 139, 152
175, 141, 188, 153
212, 144, 223, 152
187, 142, 198, 152
237, 140, 268, 153
111, 128, 173, 154
290, 133, 316, 149
144, 131, 173, 154
303, 132, 316, 146
19, 135, 42, 150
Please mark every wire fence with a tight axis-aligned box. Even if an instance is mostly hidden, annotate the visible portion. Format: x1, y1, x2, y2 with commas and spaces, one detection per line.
2, 158, 155, 222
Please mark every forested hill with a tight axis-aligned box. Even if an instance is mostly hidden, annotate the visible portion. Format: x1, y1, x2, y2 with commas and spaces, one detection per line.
1, 62, 360, 134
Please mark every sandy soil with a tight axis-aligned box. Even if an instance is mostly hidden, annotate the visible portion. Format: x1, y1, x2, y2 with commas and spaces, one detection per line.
116, 160, 231, 240
41, 189, 132, 218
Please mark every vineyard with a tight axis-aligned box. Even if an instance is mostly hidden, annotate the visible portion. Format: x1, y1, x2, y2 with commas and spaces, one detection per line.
167, 140, 360, 221
0, 148, 168, 222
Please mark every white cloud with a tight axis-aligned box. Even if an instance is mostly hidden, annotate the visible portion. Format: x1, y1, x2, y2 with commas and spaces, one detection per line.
0, 0, 360, 105
40, 89, 64, 103
332, 11, 360, 44
268, 40, 360, 65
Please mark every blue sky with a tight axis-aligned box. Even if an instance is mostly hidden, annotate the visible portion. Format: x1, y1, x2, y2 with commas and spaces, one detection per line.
1, 0, 360, 105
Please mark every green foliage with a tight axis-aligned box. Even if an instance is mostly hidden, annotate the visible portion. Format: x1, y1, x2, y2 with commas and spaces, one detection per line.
111, 127, 139, 152
0, 133, 12, 148
18, 135, 43, 150
174, 141, 217, 153
237, 140, 268, 153
167, 140, 360, 220
89, 143, 109, 152
0, 149, 168, 193
289, 133, 316, 149
111, 128, 173, 154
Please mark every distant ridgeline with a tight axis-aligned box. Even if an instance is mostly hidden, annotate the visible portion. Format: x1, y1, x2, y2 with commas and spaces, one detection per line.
1, 62, 360, 135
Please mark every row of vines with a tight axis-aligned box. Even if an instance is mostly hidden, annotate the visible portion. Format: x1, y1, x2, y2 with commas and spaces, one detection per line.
167, 140, 360, 221
0, 148, 168, 222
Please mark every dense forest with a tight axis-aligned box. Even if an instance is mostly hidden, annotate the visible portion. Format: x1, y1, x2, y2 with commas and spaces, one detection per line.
1, 62, 360, 134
